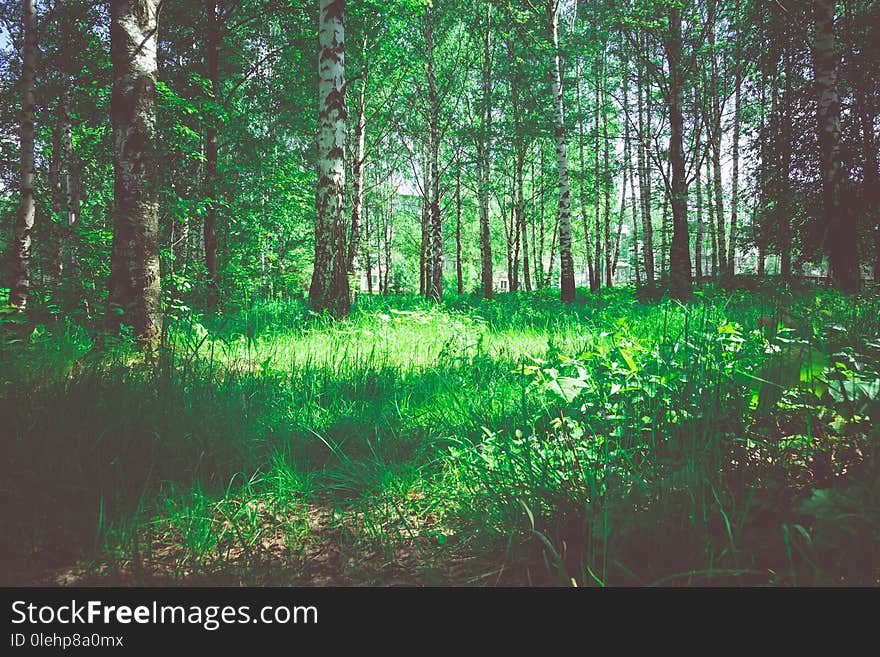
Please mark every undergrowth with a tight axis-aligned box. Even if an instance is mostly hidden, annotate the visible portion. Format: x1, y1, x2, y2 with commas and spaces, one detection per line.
1, 285, 878, 585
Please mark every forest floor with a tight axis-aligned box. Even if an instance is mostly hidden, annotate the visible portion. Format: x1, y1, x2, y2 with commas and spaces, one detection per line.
2, 284, 879, 586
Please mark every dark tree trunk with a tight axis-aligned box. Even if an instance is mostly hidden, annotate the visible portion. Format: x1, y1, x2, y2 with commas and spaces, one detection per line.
695, 163, 704, 280
478, 2, 493, 299
62, 86, 81, 277
204, 0, 221, 307
779, 51, 793, 280
48, 95, 67, 288
603, 84, 613, 287
728, 0, 741, 277
665, 6, 692, 298
637, 49, 655, 290
576, 60, 595, 291
593, 59, 602, 291
708, 165, 718, 277
708, 0, 727, 278
814, 0, 858, 292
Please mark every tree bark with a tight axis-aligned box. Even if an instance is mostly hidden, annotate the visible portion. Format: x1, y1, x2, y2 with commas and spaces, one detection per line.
695, 161, 704, 279
593, 59, 602, 291
779, 48, 793, 279
425, 20, 443, 302
628, 83, 640, 286
602, 70, 612, 287
348, 35, 368, 289
48, 95, 67, 288
708, 0, 727, 277
511, 58, 526, 293
108, 0, 162, 346
10, 0, 37, 309
728, 0, 741, 277
203, 0, 221, 307
636, 49, 655, 290
456, 165, 464, 294
309, 0, 351, 316
62, 85, 81, 277
537, 144, 547, 286
478, 2, 493, 299
576, 59, 595, 291
621, 54, 632, 285
708, 164, 717, 277
520, 163, 531, 292
813, 0, 858, 292
549, 0, 574, 302
665, 6, 692, 298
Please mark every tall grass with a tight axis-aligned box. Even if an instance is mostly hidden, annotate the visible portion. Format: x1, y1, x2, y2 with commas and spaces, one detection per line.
1, 285, 877, 585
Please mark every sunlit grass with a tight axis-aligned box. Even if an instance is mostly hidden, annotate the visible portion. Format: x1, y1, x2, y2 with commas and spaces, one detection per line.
2, 285, 878, 585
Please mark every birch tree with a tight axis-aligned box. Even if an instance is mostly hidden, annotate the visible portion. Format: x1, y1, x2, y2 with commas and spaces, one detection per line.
107, 0, 162, 346
309, 0, 351, 316
548, 0, 574, 302
9, 0, 36, 310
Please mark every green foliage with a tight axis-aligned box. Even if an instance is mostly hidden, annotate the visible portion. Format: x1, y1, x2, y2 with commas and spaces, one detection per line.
2, 287, 878, 585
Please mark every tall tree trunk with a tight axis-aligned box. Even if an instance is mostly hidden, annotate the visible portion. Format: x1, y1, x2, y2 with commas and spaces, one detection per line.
593, 58, 602, 291
530, 149, 540, 286
756, 57, 769, 279
520, 165, 531, 291
858, 86, 879, 284
425, 21, 443, 302
618, 54, 631, 285
708, 165, 717, 277
846, 2, 879, 283
348, 34, 368, 289
603, 78, 613, 287
108, 0, 162, 345
456, 165, 464, 294
309, 0, 351, 316
511, 58, 526, 293
813, 0, 858, 291
628, 86, 640, 286
537, 144, 547, 286
779, 49, 793, 280
636, 49, 655, 289
549, 0, 574, 302
665, 6, 692, 298
478, 2, 493, 299
204, 0, 221, 307
48, 95, 67, 288
708, 0, 727, 277
420, 142, 430, 295
383, 193, 393, 295
363, 193, 373, 295
695, 162, 704, 279
10, 0, 37, 309
508, 194, 519, 292
576, 59, 595, 290
62, 86, 81, 277
728, 0, 741, 277
546, 212, 560, 287
660, 175, 669, 277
